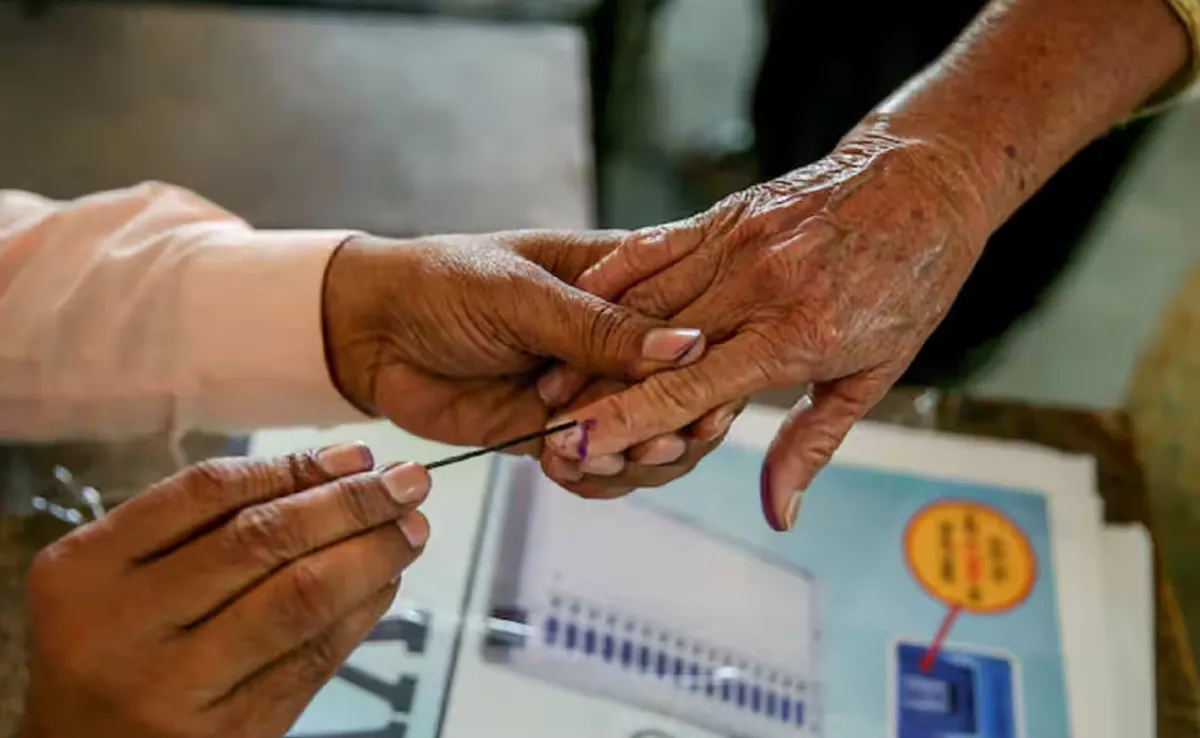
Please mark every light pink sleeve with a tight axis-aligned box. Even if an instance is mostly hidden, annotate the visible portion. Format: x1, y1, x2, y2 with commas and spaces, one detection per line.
0, 181, 370, 442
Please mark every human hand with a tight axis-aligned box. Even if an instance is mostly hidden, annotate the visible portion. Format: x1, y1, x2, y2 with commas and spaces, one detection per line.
537, 374, 747, 499
537, 121, 993, 529
19, 444, 430, 738
321, 231, 706, 455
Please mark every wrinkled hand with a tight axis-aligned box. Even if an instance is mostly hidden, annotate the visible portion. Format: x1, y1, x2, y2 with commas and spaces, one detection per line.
20, 445, 429, 738
537, 375, 746, 499
538, 124, 992, 529
322, 231, 706, 455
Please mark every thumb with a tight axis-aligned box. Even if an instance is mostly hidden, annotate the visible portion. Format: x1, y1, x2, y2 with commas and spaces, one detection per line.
519, 279, 707, 380
760, 369, 894, 532
100, 445, 375, 560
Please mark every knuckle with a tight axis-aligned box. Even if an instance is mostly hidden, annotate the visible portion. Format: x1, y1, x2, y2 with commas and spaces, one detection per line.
650, 372, 707, 417
803, 318, 843, 359
334, 476, 394, 530
614, 236, 653, 274
181, 453, 317, 503
582, 304, 635, 363
804, 425, 846, 468
748, 250, 798, 301
228, 503, 303, 572
285, 449, 329, 487
24, 528, 95, 609
279, 559, 337, 633
297, 632, 344, 686
623, 282, 674, 318
27, 540, 69, 587
25, 550, 65, 610
178, 458, 236, 496
741, 331, 790, 382
603, 394, 641, 435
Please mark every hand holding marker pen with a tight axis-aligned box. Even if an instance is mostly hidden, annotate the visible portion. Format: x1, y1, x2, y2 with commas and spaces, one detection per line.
32, 420, 593, 529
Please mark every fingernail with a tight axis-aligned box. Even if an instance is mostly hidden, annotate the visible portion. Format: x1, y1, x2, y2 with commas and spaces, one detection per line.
713, 408, 736, 435
674, 334, 706, 366
641, 328, 703, 363
697, 406, 736, 441
580, 453, 625, 477
398, 513, 429, 548
316, 442, 374, 476
548, 456, 584, 483
783, 491, 804, 530
381, 463, 430, 504
536, 370, 564, 405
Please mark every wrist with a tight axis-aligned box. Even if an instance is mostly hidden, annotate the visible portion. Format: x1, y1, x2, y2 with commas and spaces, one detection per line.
322, 235, 393, 417
857, 0, 1189, 232
835, 119, 995, 250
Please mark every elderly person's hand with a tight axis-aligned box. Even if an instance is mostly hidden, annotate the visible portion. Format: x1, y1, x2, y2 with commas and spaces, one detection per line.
321, 231, 707, 457
536, 123, 990, 520
534, 0, 1194, 530
19, 444, 428, 738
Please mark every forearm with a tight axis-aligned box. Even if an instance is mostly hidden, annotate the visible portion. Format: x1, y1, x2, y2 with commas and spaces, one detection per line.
854, 0, 1191, 232
0, 182, 366, 441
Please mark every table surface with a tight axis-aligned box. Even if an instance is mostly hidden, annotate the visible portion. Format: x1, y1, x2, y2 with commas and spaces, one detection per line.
3, 391, 1199, 736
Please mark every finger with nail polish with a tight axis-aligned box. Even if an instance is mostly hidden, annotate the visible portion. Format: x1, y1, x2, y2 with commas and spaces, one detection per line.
641, 328, 705, 364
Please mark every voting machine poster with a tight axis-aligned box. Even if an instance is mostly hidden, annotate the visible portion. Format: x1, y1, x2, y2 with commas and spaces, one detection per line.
256, 406, 1113, 738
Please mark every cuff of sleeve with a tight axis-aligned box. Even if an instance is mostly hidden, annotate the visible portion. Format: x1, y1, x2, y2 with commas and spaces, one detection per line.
179, 227, 373, 433
1137, 0, 1200, 115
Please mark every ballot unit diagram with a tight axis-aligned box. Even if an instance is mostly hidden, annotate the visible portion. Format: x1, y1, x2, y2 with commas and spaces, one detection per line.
441, 432, 1072, 738
480, 459, 824, 738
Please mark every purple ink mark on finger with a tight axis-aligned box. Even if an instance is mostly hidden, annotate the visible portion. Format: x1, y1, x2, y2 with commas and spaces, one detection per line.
578, 418, 597, 459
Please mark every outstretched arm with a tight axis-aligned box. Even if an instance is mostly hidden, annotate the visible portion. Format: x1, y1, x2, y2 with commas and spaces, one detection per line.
536, 0, 1200, 529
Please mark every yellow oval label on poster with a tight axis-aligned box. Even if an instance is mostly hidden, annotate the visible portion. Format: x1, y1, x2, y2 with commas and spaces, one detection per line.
904, 499, 1036, 614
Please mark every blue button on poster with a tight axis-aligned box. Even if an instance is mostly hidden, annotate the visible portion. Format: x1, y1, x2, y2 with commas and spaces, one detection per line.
896, 642, 1016, 738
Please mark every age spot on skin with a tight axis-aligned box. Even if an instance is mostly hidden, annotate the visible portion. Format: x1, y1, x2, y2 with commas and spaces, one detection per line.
1004, 144, 1019, 160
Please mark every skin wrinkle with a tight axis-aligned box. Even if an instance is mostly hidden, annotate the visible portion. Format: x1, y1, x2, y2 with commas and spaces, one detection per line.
531, 0, 1191, 531
539, 120, 995, 529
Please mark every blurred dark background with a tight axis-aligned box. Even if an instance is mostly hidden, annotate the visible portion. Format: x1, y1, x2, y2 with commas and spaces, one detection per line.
1, 0, 1198, 405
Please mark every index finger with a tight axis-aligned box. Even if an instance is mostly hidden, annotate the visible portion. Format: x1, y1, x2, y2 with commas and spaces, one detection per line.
140, 463, 430, 627
535, 220, 708, 408
102, 444, 374, 562
544, 334, 777, 459
574, 219, 706, 299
